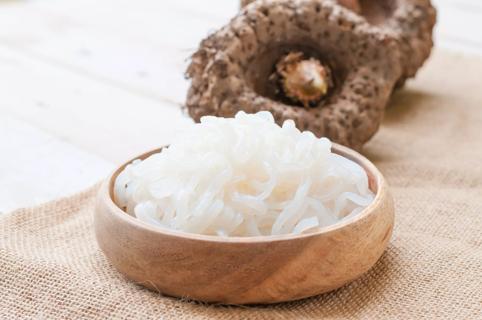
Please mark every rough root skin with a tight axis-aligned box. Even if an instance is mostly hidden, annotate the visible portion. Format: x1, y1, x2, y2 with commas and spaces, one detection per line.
337, 0, 362, 13
186, 0, 403, 149
241, 0, 437, 85
242, 0, 362, 13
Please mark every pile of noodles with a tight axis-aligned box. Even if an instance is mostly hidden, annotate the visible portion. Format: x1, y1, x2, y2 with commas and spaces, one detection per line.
114, 111, 374, 237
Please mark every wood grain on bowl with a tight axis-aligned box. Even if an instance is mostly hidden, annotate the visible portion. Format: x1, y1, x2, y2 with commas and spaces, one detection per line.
94, 144, 394, 304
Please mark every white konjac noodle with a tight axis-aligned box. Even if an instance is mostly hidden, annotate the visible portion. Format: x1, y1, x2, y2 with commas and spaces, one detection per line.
114, 111, 374, 237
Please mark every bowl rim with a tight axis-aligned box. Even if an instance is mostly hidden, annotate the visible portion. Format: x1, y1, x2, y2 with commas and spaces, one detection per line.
101, 143, 388, 243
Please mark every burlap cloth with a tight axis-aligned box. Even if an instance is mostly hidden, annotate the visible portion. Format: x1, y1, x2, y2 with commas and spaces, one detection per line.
1, 50, 481, 319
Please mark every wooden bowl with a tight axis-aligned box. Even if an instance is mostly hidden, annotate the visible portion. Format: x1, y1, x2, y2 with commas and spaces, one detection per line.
94, 144, 394, 304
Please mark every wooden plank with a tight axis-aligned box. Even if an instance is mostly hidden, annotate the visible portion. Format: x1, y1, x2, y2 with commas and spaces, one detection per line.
0, 0, 229, 212
0, 45, 194, 164
0, 116, 113, 213
0, 0, 237, 105
433, 0, 482, 55
434, 0, 482, 12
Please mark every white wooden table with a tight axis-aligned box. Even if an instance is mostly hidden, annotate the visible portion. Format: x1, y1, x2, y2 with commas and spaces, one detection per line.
1, 0, 481, 213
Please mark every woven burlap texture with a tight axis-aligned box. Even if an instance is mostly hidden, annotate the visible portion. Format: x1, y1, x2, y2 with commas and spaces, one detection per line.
1, 50, 481, 319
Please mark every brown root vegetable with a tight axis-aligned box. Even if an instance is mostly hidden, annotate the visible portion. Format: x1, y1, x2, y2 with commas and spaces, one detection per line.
338, 0, 362, 13
241, 0, 362, 13
186, 0, 402, 149
370, 0, 436, 85
240, 0, 436, 85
